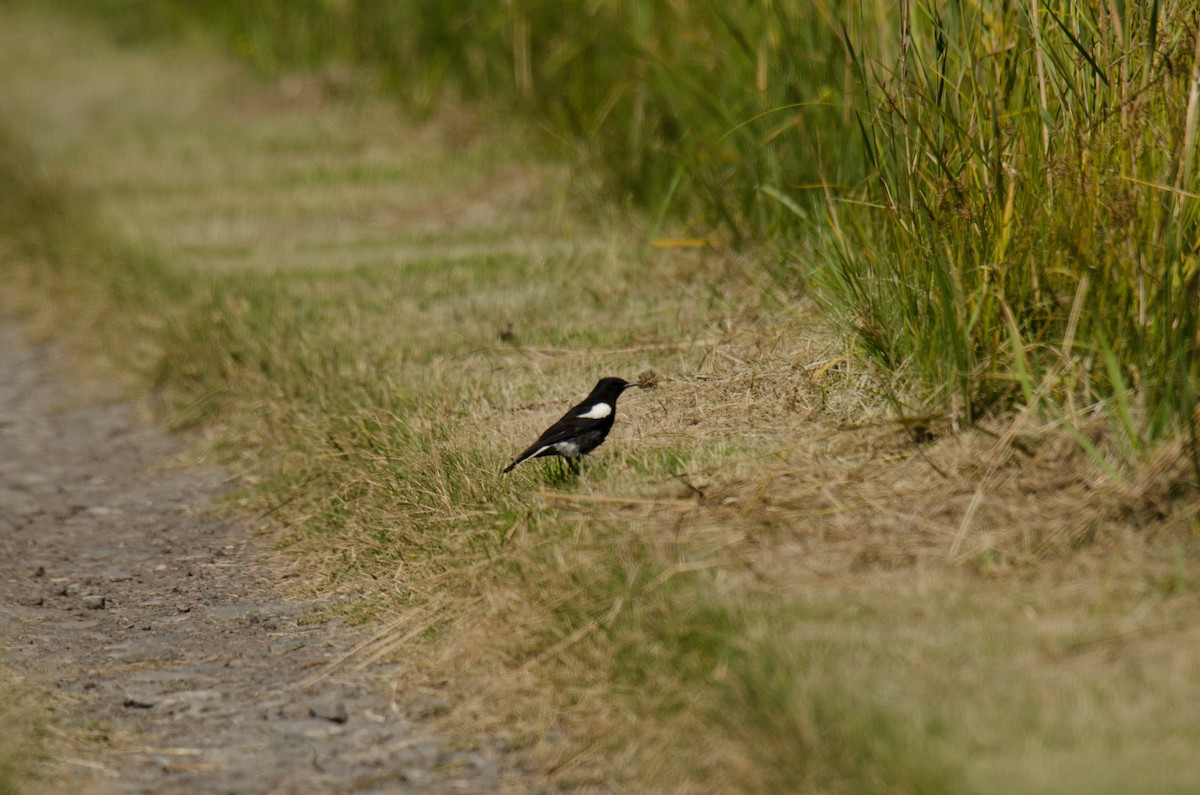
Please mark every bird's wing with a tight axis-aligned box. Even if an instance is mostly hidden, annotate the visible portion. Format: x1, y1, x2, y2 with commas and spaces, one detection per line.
521, 415, 598, 454
537, 412, 603, 445
503, 414, 603, 472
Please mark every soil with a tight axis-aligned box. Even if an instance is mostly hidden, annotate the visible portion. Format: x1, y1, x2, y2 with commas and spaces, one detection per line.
0, 324, 530, 794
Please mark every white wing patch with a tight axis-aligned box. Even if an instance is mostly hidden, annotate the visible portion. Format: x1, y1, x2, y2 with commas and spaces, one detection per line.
576, 402, 612, 420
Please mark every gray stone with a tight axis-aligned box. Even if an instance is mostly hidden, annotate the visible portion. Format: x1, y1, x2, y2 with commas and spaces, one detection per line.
411, 698, 451, 718
400, 768, 433, 787
0, 487, 39, 517
309, 697, 349, 724
123, 692, 157, 709
268, 638, 306, 655
105, 637, 174, 662
466, 753, 495, 776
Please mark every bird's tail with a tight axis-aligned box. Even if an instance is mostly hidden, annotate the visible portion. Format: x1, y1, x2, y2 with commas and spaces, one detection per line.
503, 442, 549, 474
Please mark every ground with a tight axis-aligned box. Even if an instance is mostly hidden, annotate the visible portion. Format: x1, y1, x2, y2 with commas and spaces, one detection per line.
0, 325, 528, 794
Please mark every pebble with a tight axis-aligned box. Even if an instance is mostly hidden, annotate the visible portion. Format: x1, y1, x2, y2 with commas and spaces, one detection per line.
391, 739, 443, 768
82, 594, 107, 610
268, 638, 306, 655
0, 486, 39, 517
123, 692, 157, 709
411, 698, 451, 718
309, 697, 349, 724
434, 748, 495, 777
400, 768, 433, 786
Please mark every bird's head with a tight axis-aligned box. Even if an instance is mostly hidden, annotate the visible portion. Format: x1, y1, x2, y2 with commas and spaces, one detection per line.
592, 376, 641, 399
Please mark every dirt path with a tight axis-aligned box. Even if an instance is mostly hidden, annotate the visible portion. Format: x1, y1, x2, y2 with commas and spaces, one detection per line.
0, 325, 522, 793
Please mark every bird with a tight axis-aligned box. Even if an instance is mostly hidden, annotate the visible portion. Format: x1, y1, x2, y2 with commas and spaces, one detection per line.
503, 377, 641, 475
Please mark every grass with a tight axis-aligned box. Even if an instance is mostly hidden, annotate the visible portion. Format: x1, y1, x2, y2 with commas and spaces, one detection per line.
40, 0, 869, 236
0, 695, 31, 795
2, 4, 1200, 794
817, 0, 1200, 454
37, 0, 1200, 474
0, 670, 75, 795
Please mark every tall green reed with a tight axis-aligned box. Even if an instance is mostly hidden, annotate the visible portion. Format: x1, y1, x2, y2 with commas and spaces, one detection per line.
818, 1, 1199, 467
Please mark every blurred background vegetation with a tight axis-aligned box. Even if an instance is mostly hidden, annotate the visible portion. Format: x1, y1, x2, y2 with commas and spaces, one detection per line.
50, 0, 1195, 474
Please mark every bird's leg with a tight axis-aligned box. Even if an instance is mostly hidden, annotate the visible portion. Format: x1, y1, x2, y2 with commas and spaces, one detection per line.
568, 457, 580, 477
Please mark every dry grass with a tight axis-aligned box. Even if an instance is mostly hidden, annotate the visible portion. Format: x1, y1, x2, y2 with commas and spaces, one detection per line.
0, 672, 38, 795
3, 5, 1200, 794
0, 669, 98, 795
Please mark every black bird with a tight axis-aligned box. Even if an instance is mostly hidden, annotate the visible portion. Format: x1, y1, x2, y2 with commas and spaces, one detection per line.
503, 377, 640, 474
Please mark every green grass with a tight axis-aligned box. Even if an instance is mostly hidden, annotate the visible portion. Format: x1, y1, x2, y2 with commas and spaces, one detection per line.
815, 1, 1200, 460
3, 5, 1200, 794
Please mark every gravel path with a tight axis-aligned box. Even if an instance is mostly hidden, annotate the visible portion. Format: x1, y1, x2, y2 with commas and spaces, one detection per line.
0, 325, 518, 794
